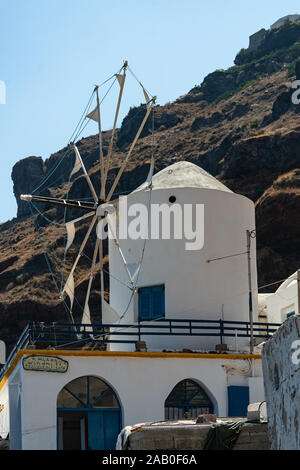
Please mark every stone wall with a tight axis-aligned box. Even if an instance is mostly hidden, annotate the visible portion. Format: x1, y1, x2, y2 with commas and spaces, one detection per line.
262, 315, 300, 449
249, 29, 266, 50
127, 422, 269, 450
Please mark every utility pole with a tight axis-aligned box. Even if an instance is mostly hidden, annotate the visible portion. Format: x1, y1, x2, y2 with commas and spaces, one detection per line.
247, 230, 255, 354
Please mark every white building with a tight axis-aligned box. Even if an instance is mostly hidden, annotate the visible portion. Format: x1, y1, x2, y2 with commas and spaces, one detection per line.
270, 14, 300, 29
261, 271, 299, 323
0, 162, 276, 450
0, 350, 265, 450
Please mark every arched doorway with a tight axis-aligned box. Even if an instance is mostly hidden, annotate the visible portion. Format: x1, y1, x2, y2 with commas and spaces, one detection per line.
57, 375, 121, 450
165, 379, 214, 420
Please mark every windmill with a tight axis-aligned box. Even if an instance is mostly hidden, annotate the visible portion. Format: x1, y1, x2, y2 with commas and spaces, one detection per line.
21, 61, 156, 329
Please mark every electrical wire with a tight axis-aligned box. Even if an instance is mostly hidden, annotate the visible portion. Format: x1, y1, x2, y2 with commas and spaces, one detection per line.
258, 276, 297, 291
32, 89, 96, 195
207, 251, 248, 263
127, 65, 153, 100
31, 67, 120, 197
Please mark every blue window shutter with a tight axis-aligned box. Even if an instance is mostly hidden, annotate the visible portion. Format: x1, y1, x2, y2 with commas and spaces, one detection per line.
139, 289, 151, 320
152, 285, 165, 319
227, 386, 249, 417
138, 285, 165, 321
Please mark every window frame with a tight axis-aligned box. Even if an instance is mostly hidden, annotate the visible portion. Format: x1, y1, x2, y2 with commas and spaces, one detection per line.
137, 283, 165, 322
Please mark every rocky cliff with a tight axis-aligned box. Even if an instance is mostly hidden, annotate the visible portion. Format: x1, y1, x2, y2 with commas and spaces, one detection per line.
2, 19, 300, 350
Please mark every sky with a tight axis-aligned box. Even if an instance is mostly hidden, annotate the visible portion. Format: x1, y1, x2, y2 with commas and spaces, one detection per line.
0, 0, 300, 222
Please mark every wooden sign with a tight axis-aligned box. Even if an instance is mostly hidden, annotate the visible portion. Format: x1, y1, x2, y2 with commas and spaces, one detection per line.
22, 355, 68, 373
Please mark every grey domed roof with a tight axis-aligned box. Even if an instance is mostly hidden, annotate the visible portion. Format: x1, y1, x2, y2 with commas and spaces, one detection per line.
135, 161, 232, 193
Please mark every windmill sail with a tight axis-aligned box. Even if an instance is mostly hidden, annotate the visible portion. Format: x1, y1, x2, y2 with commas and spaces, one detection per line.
115, 74, 123, 86
70, 149, 82, 177
21, 61, 155, 337
65, 222, 76, 252
81, 303, 93, 334
142, 86, 150, 104
62, 272, 75, 311
65, 212, 94, 253
145, 155, 154, 185
102, 300, 121, 323
86, 106, 100, 123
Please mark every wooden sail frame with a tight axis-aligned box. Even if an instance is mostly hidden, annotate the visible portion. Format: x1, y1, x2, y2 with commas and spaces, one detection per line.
21, 62, 156, 327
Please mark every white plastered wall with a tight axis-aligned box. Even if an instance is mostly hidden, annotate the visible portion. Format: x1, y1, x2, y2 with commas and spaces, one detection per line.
109, 187, 258, 351
8, 354, 262, 450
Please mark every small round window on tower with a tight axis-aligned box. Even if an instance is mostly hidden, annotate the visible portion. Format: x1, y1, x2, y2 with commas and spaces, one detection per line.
169, 195, 176, 204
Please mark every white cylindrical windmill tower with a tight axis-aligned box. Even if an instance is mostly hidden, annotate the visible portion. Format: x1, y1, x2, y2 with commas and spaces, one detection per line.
108, 161, 258, 352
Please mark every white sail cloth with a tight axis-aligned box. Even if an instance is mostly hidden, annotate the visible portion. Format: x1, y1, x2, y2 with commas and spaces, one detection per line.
102, 300, 121, 324
86, 106, 100, 123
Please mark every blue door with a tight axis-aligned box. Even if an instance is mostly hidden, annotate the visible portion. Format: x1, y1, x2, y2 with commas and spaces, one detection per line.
57, 375, 121, 450
138, 284, 165, 321
227, 386, 249, 417
88, 409, 120, 450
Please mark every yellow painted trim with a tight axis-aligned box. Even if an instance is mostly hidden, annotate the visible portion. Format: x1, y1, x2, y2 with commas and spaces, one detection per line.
0, 349, 261, 392
22, 349, 262, 360
0, 350, 23, 392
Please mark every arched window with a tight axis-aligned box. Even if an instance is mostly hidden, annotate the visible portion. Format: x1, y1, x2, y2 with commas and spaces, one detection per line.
57, 375, 120, 409
165, 379, 213, 420
57, 376, 121, 450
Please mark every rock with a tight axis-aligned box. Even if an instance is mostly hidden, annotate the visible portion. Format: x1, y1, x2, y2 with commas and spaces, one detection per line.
11, 156, 49, 217
265, 60, 281, 75
230, 103, 251, 119
273, 168, 300, 189
260, 113, 273, 127
117, 105, 183, 149
191, 112, 223, 131
198, 70, 237, 103
255, 173, 300, 258
261, 87, 292, 126
222, 130, 300, 179
271, 90, 292, 120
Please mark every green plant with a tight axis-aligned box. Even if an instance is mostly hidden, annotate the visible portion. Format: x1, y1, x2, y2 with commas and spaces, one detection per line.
214, 89, 236, 103
287, 60, 297, 77
241, 78, 259, 90
250, 119, 259, 129
16, 272, 30, 284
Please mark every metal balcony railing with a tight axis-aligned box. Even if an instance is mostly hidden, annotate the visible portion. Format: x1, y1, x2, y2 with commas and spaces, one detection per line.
0, 319, 281, 382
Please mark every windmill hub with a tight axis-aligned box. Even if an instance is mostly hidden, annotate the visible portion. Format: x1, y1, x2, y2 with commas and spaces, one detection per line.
96, 202, 115, 217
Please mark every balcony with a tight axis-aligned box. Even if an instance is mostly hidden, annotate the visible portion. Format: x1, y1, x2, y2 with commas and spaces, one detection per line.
0, 319, 281, 382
